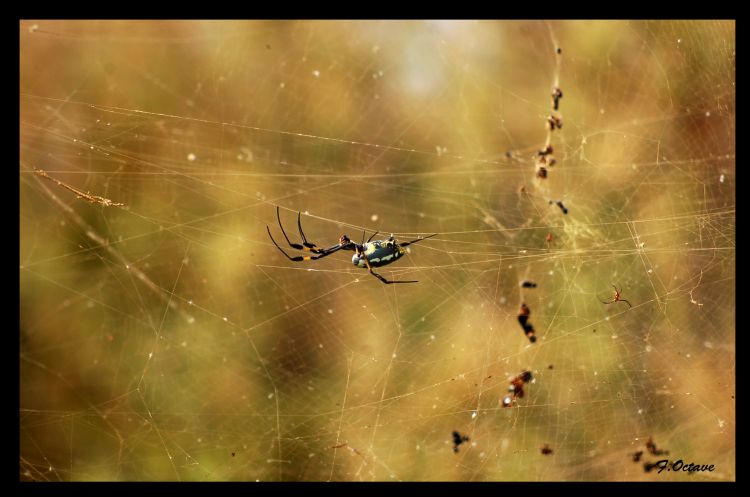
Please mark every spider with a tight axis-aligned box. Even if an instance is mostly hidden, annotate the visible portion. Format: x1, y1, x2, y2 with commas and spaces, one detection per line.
600, 284, 632, 308
266, 206, 437, 285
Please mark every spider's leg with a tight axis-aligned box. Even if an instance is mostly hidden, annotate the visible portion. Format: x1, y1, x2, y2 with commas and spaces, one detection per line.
362, 256, 418, 284
399, 233, 438, 248
276, 206, 305, 251
297, 211, 324, 252
267, 226, 310, 261
600, 299, 614, 305
620, 299, 632, 308
366, 231, 380, 243
273, 206, 324, 253
612, 284, 620, 293
368, 269, 418, 285
267, 226, 345, 262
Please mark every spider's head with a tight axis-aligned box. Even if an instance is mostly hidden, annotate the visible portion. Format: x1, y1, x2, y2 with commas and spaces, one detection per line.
339, 234, 351, 246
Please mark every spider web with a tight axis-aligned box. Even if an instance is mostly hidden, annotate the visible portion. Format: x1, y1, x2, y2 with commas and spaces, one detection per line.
20, 20, 735, 481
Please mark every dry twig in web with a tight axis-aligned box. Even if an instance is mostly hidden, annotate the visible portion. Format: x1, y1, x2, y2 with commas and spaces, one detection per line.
29, 167, 194, 325
34, 169, 124, 207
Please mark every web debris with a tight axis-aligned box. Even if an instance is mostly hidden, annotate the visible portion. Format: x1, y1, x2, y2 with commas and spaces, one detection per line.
34, 169, 124, 207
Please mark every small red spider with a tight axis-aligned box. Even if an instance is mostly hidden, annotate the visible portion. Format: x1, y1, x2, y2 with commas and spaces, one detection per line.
601, 285, 632, 308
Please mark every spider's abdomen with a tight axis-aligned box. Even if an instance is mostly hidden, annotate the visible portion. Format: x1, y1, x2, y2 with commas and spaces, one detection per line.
352, 240, 405, 268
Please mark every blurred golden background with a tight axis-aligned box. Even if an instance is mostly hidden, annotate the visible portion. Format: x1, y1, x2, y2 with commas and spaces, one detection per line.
20, 20, 734, 481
